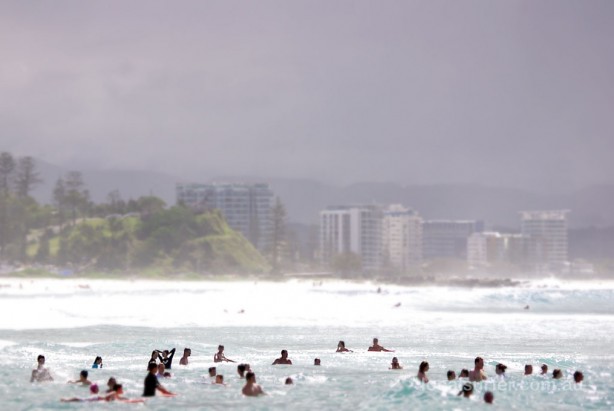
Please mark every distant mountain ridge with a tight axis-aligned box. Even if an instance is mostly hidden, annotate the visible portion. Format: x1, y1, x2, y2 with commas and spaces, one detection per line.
30, 160, 614, 229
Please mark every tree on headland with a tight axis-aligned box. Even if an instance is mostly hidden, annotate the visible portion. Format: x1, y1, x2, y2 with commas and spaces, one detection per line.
0, 152, 16, 195
269, 196, 287, 274
64, 171, 89, 226
14, 156, 43, 199
53, 178, 67, 229
0, 152, 16, 257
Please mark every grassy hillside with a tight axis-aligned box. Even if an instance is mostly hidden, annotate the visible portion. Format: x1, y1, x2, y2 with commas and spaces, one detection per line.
27, 208, 271, 275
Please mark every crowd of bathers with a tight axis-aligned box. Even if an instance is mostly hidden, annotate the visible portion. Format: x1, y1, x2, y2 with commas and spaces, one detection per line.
29, 338, 585, 404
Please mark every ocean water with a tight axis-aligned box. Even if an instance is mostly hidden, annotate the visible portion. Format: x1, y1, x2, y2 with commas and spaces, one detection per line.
0, 277, 613, 410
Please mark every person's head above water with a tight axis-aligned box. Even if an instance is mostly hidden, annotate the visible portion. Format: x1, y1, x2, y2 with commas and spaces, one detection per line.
419, 361, 429, 373
209, 367, 217, 377
474, 357, 484, 369
245, 372, 256, 383
524, 364, 533, 375
458, 382, 474, 397
37, 355, 45, 365
484, 391, 494, 404
447, 370, 456, 380
281, 350, 288, 358
80, 370, 88, 379
573, 371, 584, 383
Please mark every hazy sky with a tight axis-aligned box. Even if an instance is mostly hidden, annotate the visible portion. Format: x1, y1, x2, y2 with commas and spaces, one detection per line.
1, 0, 613, 190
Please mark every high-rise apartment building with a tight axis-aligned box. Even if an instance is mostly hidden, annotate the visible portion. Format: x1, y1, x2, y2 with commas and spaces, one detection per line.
320, 205, 384, 272
520, 210, 569, 268
176, 183, 274, 251
382, 204, 423, 272
320, 204, 423, 274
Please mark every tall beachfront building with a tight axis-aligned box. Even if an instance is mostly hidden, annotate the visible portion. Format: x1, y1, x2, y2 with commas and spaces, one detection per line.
319, 205, 384, 272
176, 182, 274, 251
320, 204, 422, 274
520, 210, 569, 268
382, 204, 423, 272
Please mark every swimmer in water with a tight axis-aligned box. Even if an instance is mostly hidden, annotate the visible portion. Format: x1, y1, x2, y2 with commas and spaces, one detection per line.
390, 357, 403, 370
157, 363, 171, 378
242, 372, 265, 396
68, 370, 92, 385
417, 361, 429, 382
553, 369, 563, 379
208, 367, 217, 380
468, 357, 487, 382
237, 364, 247, 378
285, 377, 294, 385
573, 371, 584, 383
179, 347, 191, 365
272, 350, 292, 365
458, 382, 474, 398
314, 358, 321, 366
459, 369, 469, 379
495, 363, 507, 379
214, 345, 236, 363
143, 362, 174, 397
524, 364, 533, 375
148, 350, 159, 369
31, 355, 53, 382
336, 341, 353, 353
484, 390, 494, 404
447, 370, 456, 381
368, 338, 394, 352
61, 383, 109, 402
215, 375, 226, 385
106, 377, 117, 393
92, 356, 103, 369
157, 348, 176, 369
541, 364, 548, 375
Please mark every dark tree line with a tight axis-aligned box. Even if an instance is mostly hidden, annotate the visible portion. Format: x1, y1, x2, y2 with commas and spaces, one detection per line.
0, 152, 44, 260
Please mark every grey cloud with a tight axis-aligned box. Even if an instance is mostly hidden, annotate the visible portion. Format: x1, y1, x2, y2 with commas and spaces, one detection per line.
0, 0, 613, 190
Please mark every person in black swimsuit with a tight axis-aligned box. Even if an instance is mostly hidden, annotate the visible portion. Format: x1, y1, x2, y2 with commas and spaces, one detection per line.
157, 348, 176, 369
143, 363, 174, 397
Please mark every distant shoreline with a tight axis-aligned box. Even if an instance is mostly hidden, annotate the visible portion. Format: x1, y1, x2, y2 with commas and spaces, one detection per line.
0, 268, 550, 288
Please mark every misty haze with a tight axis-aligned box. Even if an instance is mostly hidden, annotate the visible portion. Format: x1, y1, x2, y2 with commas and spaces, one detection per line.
0, 1, 613, 410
